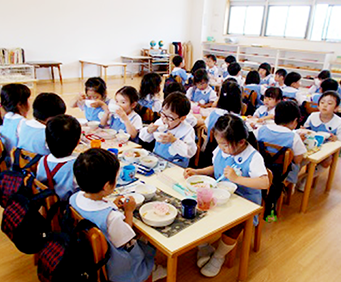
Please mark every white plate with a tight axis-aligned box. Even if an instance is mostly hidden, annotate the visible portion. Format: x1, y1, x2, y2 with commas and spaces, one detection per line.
185, 175, 217, 192
139, 202, 178, 227
96, 129, 117, 140
123, 149, 148, 162
77, 118, 88, 126
216, 181, 238, 194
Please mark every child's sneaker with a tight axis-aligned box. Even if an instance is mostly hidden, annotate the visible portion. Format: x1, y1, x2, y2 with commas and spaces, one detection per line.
197, 244, 215, 268
152, 265, 167, 281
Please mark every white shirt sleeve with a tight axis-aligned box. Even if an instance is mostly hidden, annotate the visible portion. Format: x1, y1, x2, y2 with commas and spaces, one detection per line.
185, 113, 198, 127
308, 85, 318, 94
304, 114, 312, 128
139, 126, 154, 143
293, 133, 307, 156
209, 89, 217, 102
186, 87, 194, 101
107, 210, 136, 248
253, 107, 261, 118
260, 85, 267, 95
296, 90, 309, 106
212, 146, 220, 163
168, 128, 197, 158
248, 152, 268, 178
130, 114, 143, 131
152, 98, 162, 113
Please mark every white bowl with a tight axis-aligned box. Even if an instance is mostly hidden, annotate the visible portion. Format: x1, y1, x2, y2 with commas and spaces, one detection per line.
108, 103, 121, 113
216, 181, 238, 194
135, 184, 157, 200
77, 118, 88, 126
123, 149, 148, 163
85, 99, 95, 107
87, 121, 100, 130
316, 131, 331, 140
213, 189, 231, 206
116, 132, 130, 143
153, 132, 166, 142
139, 202, 178, 227
185, 175, 217, 192
124, 193, 145, 209
140, 156, 158, 168
97, 129, 117, 140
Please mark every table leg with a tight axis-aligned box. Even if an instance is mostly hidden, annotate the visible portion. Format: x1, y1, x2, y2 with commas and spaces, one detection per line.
100, 66, 102, 78
81, 62, 84, 80
57, 65, 63, 84
51, 66, 55, 82
325, 150, 340, 192
167, 255, 177, 282
300, 162, 317, 213
104, 67, 107, 83
123, 65, 127, 83
238, 217, 253, 282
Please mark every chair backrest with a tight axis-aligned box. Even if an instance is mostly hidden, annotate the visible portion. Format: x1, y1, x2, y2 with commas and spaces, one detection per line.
242, 89, 257, 107
241, 102, 247, 115
10, 147, 42, 175
69, 206, 109, 282
304, 101, 319, 115
0, 139, 7, 172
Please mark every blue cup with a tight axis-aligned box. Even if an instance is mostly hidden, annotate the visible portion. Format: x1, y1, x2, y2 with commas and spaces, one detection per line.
181, 198, 197, 219
315, 135, 324, 147
120, 165, 136, 182
108, 148, 119, 155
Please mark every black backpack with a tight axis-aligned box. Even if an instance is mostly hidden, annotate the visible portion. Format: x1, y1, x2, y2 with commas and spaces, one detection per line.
37, 207, 110, 282
163, 74, 178, 93
1, 173, 59, 254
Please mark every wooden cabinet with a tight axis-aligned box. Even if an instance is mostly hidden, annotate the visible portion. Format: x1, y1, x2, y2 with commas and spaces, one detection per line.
141, 48, 171, 75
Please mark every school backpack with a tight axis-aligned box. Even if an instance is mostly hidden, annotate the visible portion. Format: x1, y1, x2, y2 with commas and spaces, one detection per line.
11, 147, 43, 175
37, 206, 110, 282
242, 89, 257, 116
1, 171, 60, 254
258, 141, 293, 222
163, 74, 182, 93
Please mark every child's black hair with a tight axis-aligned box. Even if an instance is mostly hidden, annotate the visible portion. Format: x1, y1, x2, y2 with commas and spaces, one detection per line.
274, 100, 301, 125
46, 114, 81, 158
0, 83, 31, 113
172, 55, 183, 67
193, 69, 209, 84
258, 63, 272, 76
264, 87, 283, 101
73, 148, 120, 194
318, 90, 341, 106
139, 72, 162, 99
321, 78, 338, 93
217, 81, 242, 114
318, 70, 331, 80
85, 77, 107, 98
227, 62, 241, 76
225, 55, 236, 64
162, 92, 190, 118
275, 68, 287, 78
116, 86, 139, 105
213, 114, 248, 147
33, 93, 66, 122
206, 54, 217, 62
224, 77, 237, 83
245, 70, 260, 85
163, 82, 185, 99
284, 72, 301, 87
190, 60, 206, 75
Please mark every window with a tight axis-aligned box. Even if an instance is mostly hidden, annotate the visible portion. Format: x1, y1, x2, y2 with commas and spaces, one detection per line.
265, 6, 311, 38
228, 6, 264, 36
311, 4, 341, 41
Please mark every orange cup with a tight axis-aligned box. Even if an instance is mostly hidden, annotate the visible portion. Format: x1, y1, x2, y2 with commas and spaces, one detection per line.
90, 139, 101, 148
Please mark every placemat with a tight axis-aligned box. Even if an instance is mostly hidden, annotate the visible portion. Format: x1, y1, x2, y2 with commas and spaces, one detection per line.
134, 189, 207, 238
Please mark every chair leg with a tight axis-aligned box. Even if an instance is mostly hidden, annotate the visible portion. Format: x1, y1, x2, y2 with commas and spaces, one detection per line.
226, 244, 238, 268
285, 183, 294, 205
276, 192, 284, 218
312, 176, 319, 189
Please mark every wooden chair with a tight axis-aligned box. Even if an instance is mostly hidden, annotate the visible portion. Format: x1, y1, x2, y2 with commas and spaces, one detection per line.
70, 206, 109, 282
241, 102, 247, 116
304, 101, 319, 115
10, 147, 42, 175
0, 139, 8, 172
242, 88, 258, 107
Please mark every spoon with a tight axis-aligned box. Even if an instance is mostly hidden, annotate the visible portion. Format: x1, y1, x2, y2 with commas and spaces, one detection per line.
215, 174, 225, 184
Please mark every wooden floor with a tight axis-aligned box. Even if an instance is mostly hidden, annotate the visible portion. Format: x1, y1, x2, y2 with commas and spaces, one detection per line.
1, 78, 341, 282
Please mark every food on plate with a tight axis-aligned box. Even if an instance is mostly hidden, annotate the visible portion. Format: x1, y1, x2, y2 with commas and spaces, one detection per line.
153, 202, 170, 216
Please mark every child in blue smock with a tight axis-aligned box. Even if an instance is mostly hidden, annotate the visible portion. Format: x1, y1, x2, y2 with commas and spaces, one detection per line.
138, 72, 162, 112
221, 55, 236, 79
274, 68, 287, 90
311, 78, 339, 104
244, 70, 265, 106
205, 54, 219, 80
100, 86, 142, 140
253, 87, 283, 122
36, 115, 81, 201
0, 84, 30, 165
258, 62, 275, 86
140, 92, 197, 168
186, 69, 217, 108
18, 93, 66, 156
184, 114, 269, 277
171, 55, 189, 85
225, 62, 244, 86
71, 77, 110, 121
255, 101, 307, 186
308, 70, 331, 95
70, 148, 163, 282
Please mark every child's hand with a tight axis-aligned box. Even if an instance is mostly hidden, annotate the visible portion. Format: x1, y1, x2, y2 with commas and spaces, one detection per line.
115, 107, 128, 121
122, 196, 136, 212
90, 100, 105, 108
328, 134, 337, 142
184, 168, 197, 179
147, 123, 159, 134
78, 93, 86, 102
159, 132, 176, 144
114, 196, 124, 208
224, 166, 238, 183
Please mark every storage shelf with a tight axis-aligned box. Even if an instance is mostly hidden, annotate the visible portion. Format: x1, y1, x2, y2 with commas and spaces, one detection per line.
278, 58, 324, 65
279, 66, 321, 73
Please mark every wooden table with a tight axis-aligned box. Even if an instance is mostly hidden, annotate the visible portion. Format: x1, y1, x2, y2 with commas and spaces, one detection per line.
301, 141, 341, 213
26, 61, 63, 84
79, 60, 127, 83
121, 55, 152, 76
136, 166, 262, 282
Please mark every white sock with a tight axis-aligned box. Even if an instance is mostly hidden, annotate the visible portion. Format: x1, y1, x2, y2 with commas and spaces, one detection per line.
213, 239, 236, 258
197, 243, 215, 268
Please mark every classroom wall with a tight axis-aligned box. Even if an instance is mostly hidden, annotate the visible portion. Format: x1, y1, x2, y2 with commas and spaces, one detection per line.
0, 0, 193, 80
203, 0, 341, 60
